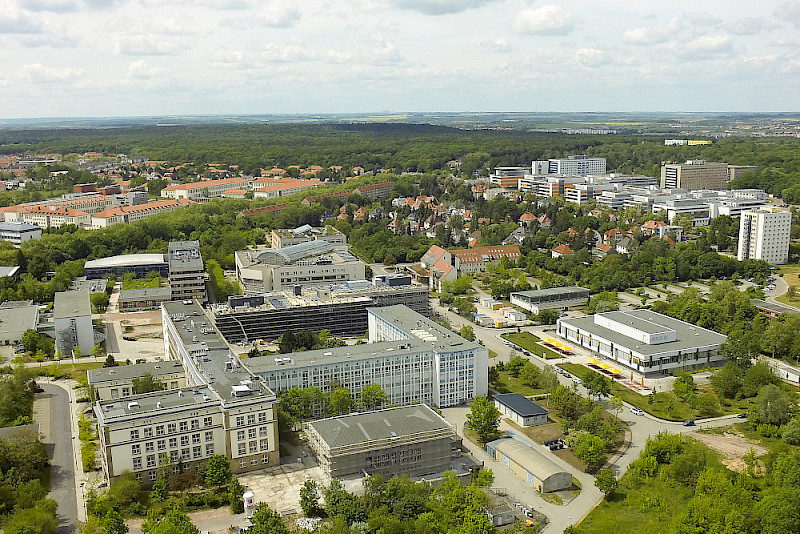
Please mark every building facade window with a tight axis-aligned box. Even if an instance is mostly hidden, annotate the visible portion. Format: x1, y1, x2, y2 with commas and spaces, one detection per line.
130, 430, 139, 440
131, 444, 141, 455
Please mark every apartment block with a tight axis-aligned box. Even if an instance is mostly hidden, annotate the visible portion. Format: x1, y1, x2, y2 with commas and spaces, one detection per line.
532, 155, 606, 176
270, 225, 347, 249
737, 207, 792, 265
160, 177, 253, 201
0, 222, 41, 246
87, 361, 186, 401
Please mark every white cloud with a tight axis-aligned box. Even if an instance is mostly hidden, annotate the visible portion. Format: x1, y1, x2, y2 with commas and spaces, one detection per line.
253, 3, 301, 27
262, 40, 316, 63
326, 50, 355, 63
372, 37, 402, 63
0, 0, 44, 33
20, 63, 84, 83
779, 0, 800, 29
481, 37, 510, 52
127, 60, 166, 79
113, 34, 184, 56
386, 0, 494, 15
513, 5, 574, 35
684, 34, 733, 53
575, 47, 608, 67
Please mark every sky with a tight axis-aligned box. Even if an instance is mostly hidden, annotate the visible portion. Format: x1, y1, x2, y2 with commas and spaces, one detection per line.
1, 0, 799, 118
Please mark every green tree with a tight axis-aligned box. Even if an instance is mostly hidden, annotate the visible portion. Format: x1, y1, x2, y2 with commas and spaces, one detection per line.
741, 361, 781, 397
751, 384, 794, 426
228, 477, 244, 514
203, 455, 231, 487
574, 433, 608, 471
90, 292, 110, 313
299, 479, 321, 517
783, 419, 800, 445
142, 506, 199, 534
324, 479, 366, 524
3, 498, 59, 534
329, 387, 354, 416
132, 373, 164, 394
539, 365, 559, 392
103, 510, 129, 534
359, 384, 387, 411
710, 362, 744, 399
466, 396, 500, 443
519, 362, 540, 388
459, 324, 476, 341
594, 468, 617, 497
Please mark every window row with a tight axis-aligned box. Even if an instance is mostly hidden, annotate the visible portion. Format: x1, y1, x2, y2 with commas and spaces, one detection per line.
129, 417, 214, 440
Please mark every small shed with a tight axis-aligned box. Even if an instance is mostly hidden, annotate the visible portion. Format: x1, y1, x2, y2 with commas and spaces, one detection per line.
487, 438, 571, 493
494, 393, 548, 427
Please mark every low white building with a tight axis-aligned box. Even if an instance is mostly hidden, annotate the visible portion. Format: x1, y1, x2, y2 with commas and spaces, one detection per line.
493, 393, 548, 427
53, 290, 95, 356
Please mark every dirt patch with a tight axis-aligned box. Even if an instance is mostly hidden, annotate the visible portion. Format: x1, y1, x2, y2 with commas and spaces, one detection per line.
691, 431, 767, 474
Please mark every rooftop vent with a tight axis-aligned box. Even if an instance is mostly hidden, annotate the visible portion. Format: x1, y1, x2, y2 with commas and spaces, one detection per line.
127, 401, 139, 410
156, 401, 162, 408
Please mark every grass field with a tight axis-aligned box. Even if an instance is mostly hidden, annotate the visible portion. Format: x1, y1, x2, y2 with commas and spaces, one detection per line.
493, 370, 549, 397
122, 276, 161, 290
501, 332, 565, 360
775, 271, 800, 308
558, 363, 752, 421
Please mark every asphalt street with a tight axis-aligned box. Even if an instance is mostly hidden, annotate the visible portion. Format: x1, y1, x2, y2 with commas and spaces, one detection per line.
41, 383, 78, 534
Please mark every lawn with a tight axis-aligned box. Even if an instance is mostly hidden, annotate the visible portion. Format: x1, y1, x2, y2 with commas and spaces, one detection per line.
558, 363, 752, 421
502, 332, 565, 360
37, 361, 106, 384
122, 276, 162, 290
492, 371, 549, 397
775, 271, 800, 308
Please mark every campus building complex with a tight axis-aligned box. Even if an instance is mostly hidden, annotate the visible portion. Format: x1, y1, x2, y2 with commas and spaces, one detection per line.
660, 160, 729, 190
93, 300, 280, 483
737, 207, 792, 265
168, 241, 207, 302
556, 309, 727, 376
246, 305, 488, 409
235, 240, 366, 293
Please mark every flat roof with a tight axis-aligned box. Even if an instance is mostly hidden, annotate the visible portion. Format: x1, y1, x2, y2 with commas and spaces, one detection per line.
87, 360, 184, 385
0, 304, 38, 334
0, 222, 39, 231
751, 298, 799, 316
559, 309, 727, 357
246, 304, 480, 373
308, 404, 453, 449
54, 290, 91, 319
96, 386, 218, 420
494, 393, 548, 417
162, 300, 276, 403
119, 287, 172, 301
84, 254, 166, 269
0, 266, 20, 278
511, 287, 589, 299
600, 310, 674, 335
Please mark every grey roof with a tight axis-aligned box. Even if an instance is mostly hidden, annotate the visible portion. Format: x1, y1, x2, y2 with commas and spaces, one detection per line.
162, 300, 276, 403
0, 423, 39, 441
84, 254, 166, 269
511, 287, 589, 300
751, 299, 799, 316
494, 393, 548, 417
0, 266, 20, 278
87, 361, 184, 385
490, 438, 568, 481
0, 222, 40, 232
308, 404, 452, 449
256, 239, 335, 265
96, 385, 218, 420
559, 310, 727, 357
168, 241, 203, 270
54, 290, 91, 319
119, 287, 172, 302
0, 304, 38, 334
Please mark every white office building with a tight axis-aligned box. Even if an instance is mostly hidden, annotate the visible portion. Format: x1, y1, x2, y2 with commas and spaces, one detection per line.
53, 290, 95, 356
737, 207, 792, 265
532, 155, 606, 176
246, 305, 489, 409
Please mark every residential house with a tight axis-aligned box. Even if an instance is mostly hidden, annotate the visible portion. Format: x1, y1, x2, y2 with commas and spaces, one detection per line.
551, 244, 574, 258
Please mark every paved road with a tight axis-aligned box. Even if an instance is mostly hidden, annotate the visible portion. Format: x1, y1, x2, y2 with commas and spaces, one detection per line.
40, 384, 78, 534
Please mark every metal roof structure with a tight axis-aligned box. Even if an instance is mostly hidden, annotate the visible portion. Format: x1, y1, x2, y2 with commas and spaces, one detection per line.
490, 438, 568, 482
255, 239, 335, 265
84, 254, 166, 269
308, 404, 453, 449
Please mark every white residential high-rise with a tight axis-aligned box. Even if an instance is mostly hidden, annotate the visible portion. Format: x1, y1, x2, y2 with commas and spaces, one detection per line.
737, 207, 792, 265
532, 155, 606, 176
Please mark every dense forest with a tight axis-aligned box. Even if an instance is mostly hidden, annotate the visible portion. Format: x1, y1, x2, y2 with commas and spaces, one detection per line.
2, 124, 800, 198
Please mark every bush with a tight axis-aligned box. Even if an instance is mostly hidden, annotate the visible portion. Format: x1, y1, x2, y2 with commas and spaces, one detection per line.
783, 419, 800, 445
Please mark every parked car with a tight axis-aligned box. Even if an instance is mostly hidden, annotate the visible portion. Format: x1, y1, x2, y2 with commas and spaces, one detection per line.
683, 420, 696, 427
631, 407, 644, 416
737, 413, 747, 419
122, 336, 135, 341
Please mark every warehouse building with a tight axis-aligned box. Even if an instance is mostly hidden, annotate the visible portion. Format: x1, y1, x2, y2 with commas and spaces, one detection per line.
119, 287, 172, 311
486, 438, 572, 493
557, 309, 727, 376
0, 301, 39, 346
304, 404, 463, 479
510, 287, 590, 314
246, 305, 488, 409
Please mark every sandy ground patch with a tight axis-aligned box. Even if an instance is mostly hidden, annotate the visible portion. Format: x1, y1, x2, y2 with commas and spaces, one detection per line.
691, 431, 767, 474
